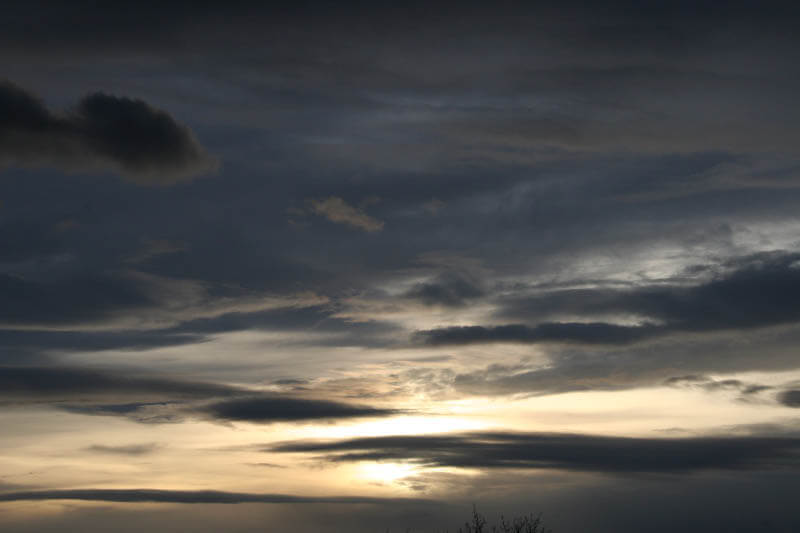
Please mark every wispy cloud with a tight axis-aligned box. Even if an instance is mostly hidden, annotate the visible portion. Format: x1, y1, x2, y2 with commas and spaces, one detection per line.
309, 197, 384, 232
86, 443, 162, 456
0, 488, 433, 505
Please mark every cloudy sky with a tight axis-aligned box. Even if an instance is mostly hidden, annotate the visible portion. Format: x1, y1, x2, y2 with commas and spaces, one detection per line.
2, 1, 800, 531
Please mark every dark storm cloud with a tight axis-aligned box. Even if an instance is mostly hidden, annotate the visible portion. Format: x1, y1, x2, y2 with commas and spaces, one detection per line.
418, 251, 800, 347
198, 396, 400, 423
272, 431, 800, 474
0, 80, 216, 184
0, 488, 431, 505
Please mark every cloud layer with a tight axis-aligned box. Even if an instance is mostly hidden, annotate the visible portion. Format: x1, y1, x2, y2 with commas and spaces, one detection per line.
273, 431, 800, 474
0, 488, 430, 505
2, 3, 800, 532
418, 252, 800, 347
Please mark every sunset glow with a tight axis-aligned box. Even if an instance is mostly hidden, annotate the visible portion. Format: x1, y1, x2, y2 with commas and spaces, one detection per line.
2, 2, 800, 532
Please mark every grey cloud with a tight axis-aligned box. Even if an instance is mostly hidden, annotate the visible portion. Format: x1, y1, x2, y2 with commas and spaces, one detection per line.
664, 374, 777, 405
417, 322, 657, 346
513, 251, 800, 332
436, 66, 800, 155
0, 271, 155, 328
272, 431, 800, 474
0, 268, 326, 333
664, 375, 773, 395
450, 330, 800, 397
247, 462, 287, 468
64, 402, 186, 424
777, 390, 800, 408
86, 443, 161, 456
198, 396, 401, 424
0, 366, 402, 425
419, 251, 800, 347
272, 378, 310, 386
405, 272, 485, 307
169, 305, 402, 351
0, 329, 207, 358
124, 239, 187, 264
0, 488, 431, 505
0, 80, 217, 184
0, 366, 242, 402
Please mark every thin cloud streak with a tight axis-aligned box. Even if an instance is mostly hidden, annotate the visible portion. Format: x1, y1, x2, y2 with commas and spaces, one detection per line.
0, 488, 434, 505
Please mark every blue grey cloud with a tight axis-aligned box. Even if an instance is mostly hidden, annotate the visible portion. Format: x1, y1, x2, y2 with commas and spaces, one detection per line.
0, 80, 217, 184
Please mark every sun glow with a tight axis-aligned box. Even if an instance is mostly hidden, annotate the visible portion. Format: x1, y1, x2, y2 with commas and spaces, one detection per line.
356, 461, 418, 484
303, 415, 488, 440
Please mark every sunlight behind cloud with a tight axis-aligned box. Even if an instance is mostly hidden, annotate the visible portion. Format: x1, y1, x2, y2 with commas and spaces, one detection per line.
355, 462, 419, 485
303, 415, 489, 440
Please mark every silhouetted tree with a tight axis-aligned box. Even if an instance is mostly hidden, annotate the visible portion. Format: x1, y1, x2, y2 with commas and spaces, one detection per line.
424, 505, 551, 533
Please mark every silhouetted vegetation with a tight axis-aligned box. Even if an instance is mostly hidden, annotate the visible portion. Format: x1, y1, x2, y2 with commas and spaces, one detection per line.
397, 505, 551, 533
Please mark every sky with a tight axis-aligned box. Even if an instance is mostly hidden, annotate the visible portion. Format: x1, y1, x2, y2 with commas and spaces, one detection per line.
1, 1, 800, 531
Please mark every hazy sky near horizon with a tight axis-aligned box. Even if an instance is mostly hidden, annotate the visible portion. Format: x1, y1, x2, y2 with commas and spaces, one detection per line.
2, 2, 800, 531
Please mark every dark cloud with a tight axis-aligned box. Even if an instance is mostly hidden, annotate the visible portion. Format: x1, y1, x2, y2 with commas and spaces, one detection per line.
450, 330, 800, 397
417, 322, 656, 346
0, 267, 327, 336
0, 329, 207, 357
198, 396, 401, 424
0, 366, 220, 424
0, 366, 402, 425
272, 378, 310, 386
0, 80, 217, 184
777, 390, 800, 408
664, 375, 773, 398
0, 366, 241, 402
272, 431, 800, 474
419, 252, 800, 347
405, 272, 485, 307
0, 488, 431, 505
0, 270, 160, 328
63, 402, 185, 424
